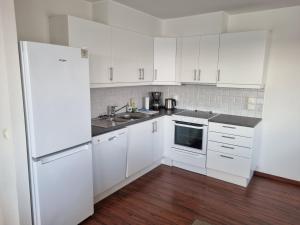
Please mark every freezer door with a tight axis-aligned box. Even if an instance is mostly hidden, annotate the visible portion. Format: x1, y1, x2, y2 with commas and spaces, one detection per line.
20, 41, 91, 158
31, 144, 93, 225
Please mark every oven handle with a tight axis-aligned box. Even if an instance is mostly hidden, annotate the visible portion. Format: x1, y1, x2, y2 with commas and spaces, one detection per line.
175, 123, 206, 130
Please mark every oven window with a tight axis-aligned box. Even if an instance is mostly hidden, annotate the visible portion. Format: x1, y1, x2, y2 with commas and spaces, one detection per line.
175, 125, 203, 150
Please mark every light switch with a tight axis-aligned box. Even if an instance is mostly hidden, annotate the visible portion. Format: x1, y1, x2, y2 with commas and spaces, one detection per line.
247, 97, 257, 104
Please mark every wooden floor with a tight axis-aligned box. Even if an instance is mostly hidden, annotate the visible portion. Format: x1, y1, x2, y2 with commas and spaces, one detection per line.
81, 165, 300, 225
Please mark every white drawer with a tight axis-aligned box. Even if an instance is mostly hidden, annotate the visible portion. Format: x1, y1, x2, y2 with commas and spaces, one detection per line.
208, 131, 253, 148
209, 122, 254, 138
169, 148, 206, 168
208, 141, 252, 158
207, 150, 251, 178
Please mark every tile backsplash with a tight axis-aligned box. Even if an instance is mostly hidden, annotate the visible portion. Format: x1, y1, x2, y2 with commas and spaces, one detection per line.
90, 85, 264, 118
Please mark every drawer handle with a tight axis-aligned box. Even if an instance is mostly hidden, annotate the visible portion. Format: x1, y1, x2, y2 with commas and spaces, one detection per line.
108, 136, 117, 141
221, 135, 235, 139
220, 155, 234, 160
221, 145, 235, 150
222, 126, 236, 129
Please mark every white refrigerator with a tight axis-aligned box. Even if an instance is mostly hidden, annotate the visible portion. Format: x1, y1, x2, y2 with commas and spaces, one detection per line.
19, 41, 94, 225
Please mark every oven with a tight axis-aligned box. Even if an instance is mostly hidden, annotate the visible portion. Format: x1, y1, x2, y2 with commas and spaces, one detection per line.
172, 120, 208, 155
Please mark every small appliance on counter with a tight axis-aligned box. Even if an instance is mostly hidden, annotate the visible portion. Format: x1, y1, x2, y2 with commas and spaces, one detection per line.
150, 91, 162, 110
142, 96, 150, 110
165, 98, 177, 110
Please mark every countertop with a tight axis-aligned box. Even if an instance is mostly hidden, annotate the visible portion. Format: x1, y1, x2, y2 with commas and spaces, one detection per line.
209, 114, 262, 128
92, 108, 184, 137
92, 109, 262, 137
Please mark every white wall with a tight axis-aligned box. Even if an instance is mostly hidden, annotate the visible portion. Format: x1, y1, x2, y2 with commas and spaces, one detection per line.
0, 0, 32, 224
228, 6, 300, 181
92, 0, 162, 36
162, 11, 228, 36
14, 0, 92, 42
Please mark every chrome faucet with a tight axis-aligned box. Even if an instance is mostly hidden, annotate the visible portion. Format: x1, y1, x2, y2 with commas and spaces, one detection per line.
107, 104, 129, 117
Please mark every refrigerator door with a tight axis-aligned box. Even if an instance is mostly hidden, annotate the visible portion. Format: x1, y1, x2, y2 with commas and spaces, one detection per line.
20, 41, 91, 158
31, 144, 93, 225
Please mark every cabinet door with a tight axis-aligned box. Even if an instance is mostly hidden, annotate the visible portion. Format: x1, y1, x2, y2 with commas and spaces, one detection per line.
68, 17, 112, 84
127, 120, 154, 177
198, 34, 219, 84
180, 36, 200, 82
138, 34, 154, 82
112, 28, 140, 83
154, 38, 176, 82
92, 130, 127, 196
218, 31, 268, 87
153, 117, 165, 162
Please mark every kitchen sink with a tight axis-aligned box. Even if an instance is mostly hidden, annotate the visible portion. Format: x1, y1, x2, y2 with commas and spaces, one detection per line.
92, 112, 150, 128
116, 112, 149, 120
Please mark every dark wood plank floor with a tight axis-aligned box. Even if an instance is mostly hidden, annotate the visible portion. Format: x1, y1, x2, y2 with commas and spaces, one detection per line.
81, 165, 300, 225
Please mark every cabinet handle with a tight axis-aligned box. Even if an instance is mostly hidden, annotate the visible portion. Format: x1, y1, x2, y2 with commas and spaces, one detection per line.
220, 154, 234, 160
194, 69, 197, 81
142, 68, 145, 80
152, 122, 155, 133
109, 67, 113, 81
154, 69, 158, 80
221, 145, 235, 150
221, 135, 235, 139
154, 121, 158, 132
217, 69, 220, 82
198, 69, 201, 81
222, 125, 236, 129
138, 68, 142, 80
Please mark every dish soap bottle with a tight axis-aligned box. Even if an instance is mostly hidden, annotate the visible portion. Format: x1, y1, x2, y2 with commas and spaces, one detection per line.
130, 98, 137, 113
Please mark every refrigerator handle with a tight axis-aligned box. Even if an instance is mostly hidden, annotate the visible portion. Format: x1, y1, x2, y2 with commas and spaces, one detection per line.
39, 144, 90, 165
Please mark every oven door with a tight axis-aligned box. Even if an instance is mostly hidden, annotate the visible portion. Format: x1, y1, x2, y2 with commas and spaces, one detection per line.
173, 121, 208, 154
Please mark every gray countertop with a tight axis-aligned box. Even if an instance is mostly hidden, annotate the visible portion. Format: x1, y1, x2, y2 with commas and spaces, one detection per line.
209, 114, 262, 128
92, 109, 262, 137
92, 108, 184, 137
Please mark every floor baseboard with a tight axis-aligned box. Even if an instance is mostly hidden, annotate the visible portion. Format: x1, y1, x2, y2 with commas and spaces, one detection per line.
254, 171, 300, 187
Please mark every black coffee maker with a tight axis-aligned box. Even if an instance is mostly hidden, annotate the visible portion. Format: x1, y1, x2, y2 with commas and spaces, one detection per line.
150, 92, 162, 110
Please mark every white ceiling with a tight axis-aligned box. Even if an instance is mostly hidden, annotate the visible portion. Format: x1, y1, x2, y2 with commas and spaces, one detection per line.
107, 0, 300, 18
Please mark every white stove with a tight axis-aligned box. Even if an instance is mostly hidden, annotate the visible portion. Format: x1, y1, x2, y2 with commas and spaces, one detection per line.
168, 110, 218, 175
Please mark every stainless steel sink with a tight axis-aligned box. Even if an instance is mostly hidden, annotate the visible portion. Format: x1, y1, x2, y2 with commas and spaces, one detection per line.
116, 112, 149, 120
92, 112, 150, 128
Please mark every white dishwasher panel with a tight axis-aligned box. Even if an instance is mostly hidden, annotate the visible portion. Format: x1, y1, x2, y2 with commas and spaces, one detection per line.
92, 129, 128, 197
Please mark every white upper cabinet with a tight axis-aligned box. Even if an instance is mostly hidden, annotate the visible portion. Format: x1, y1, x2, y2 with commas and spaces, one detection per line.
218, 30, 269, 89
49, 16, 269, 89
112, 28, 154, 83
180, 36, 200, 83
50, 16, 154, 87
198, 34, 220, 84
136, 34, 154, 82
50, 16, 112, 85
111, 28, 140, 83
180, 34, 220, 84
154, 38, 177, 83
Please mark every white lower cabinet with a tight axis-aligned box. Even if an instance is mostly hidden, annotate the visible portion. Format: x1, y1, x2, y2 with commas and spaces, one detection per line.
207, 150, 251, 178
92, 128, 128, 197
207, 122, 261, 187
153, 117, 165, 162
127, 118, 164, 177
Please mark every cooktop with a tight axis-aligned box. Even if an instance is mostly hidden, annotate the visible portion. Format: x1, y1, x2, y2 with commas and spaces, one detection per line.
175, 110, 218, 119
